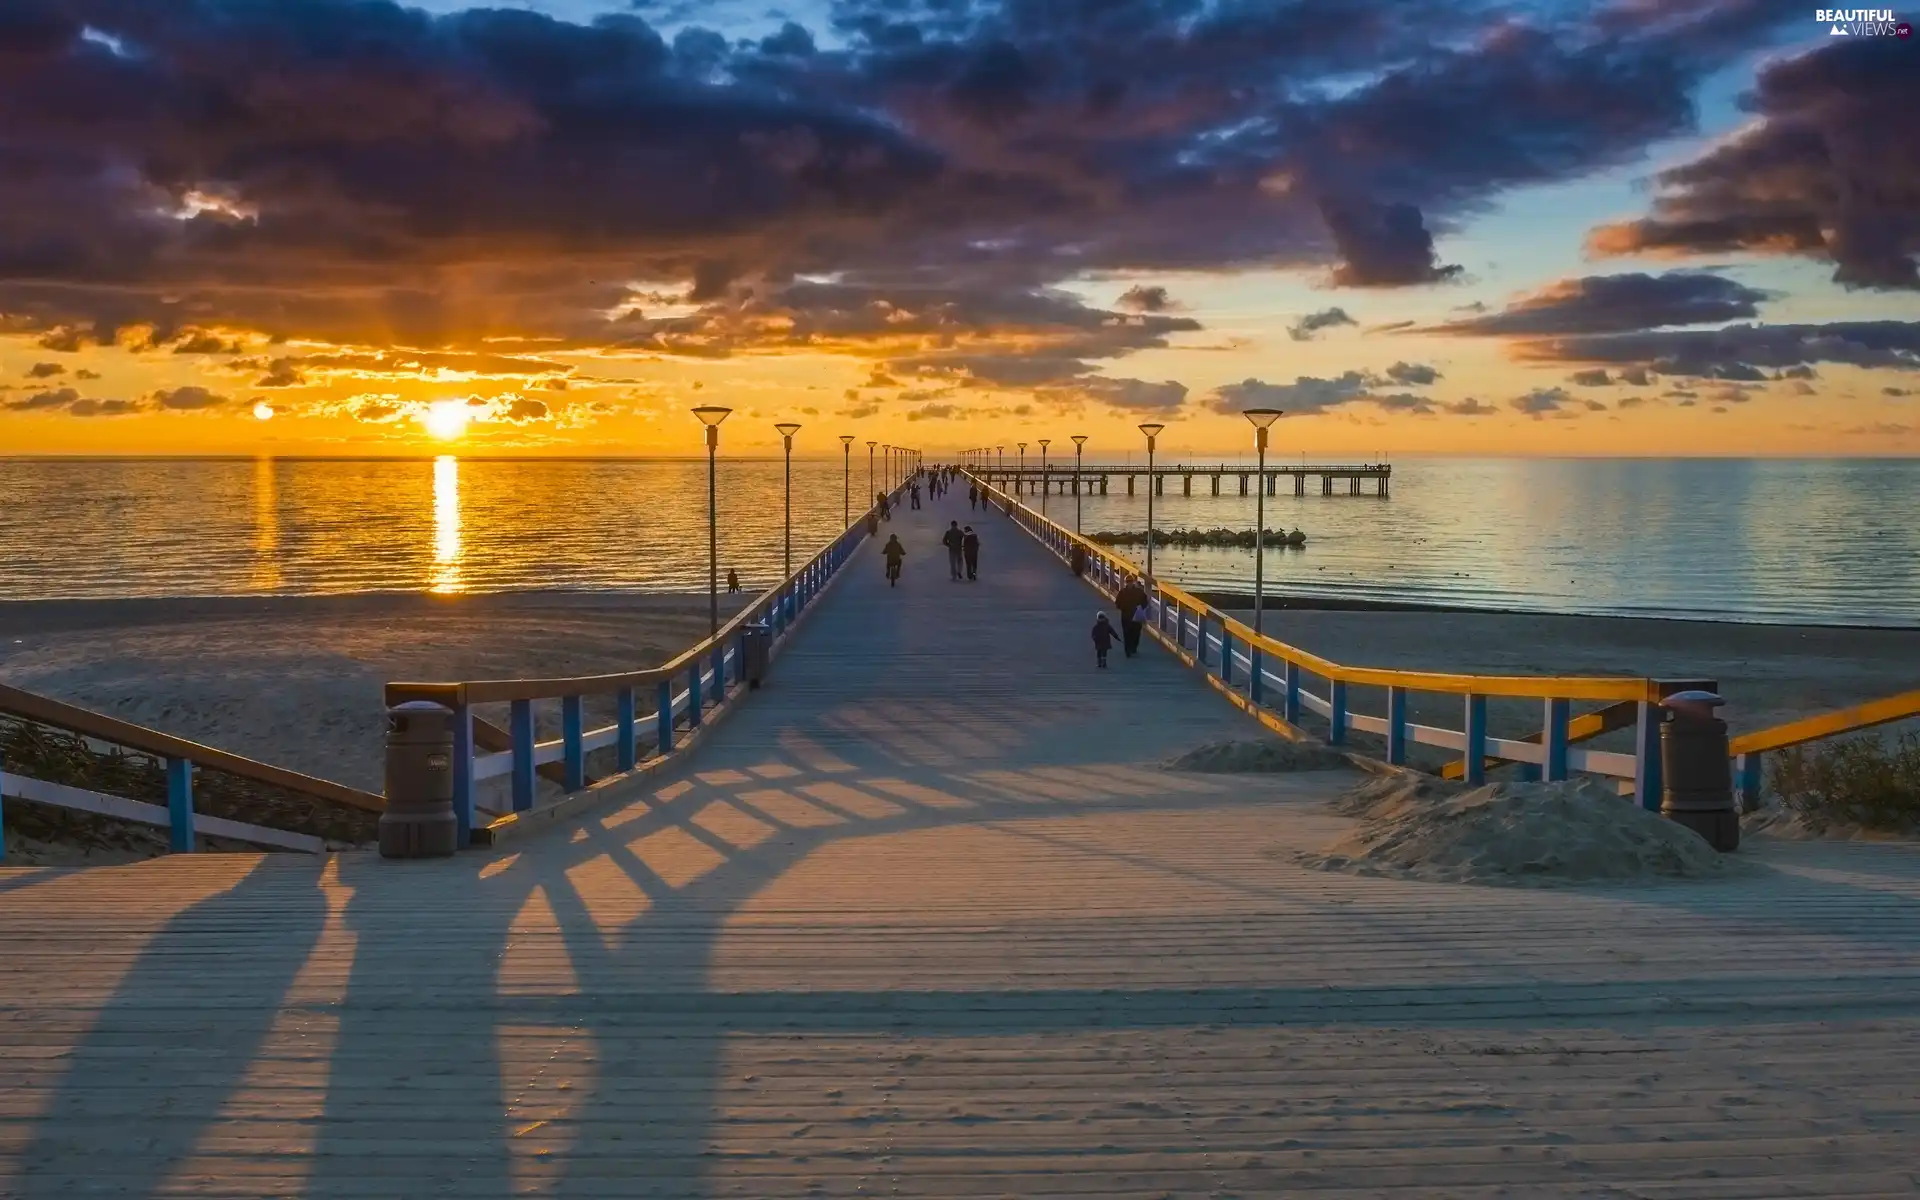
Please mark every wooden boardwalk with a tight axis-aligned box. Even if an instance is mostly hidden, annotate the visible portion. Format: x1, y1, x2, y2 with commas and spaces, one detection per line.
3, 490, 1920, 1196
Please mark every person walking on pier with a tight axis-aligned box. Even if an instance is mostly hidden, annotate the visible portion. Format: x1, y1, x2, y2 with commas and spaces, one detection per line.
942, 520, 965, 581
967, 483, 978, 511
876, 491, 891, 521
961, 525, 980, 581
1115, 575, 1149, 658
910, 481, 921, 510
882, 533, 906, 587
1091, 612, 1116, 669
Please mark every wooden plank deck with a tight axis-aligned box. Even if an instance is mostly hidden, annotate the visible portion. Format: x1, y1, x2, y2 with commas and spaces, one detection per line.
3, 489, 1919, 1196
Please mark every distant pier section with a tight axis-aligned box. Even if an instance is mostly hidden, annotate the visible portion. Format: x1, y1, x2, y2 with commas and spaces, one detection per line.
981, 461, 1392, 498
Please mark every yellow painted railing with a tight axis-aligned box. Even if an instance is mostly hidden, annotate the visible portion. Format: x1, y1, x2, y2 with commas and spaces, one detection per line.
385, 483, 907, 845
969, 472, 1707, 808
1727, 689, 1920, 809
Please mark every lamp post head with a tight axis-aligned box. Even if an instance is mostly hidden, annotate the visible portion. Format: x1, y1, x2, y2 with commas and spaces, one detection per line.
775, 421, 801, 449
1018, 441, 1027, 453
839, 434, 854, 448
1038, 439, 1050, 450
1071, 434, 1087, 449
1137, 421, 1164, 449
1242, 408, 1283, 429
692, 404, 730, 447
866, 440, 876, 449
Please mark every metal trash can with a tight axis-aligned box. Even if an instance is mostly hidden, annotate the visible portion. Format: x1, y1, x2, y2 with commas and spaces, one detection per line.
741, 621, 773, 689
1069, 544, 1088, 576
1658, 689, 1738, 852
379, 701, 460, 859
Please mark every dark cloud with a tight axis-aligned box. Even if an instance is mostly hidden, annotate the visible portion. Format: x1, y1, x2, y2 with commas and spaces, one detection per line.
1382, 360, 1440, 386
1568, 368, 1613, 386
1509, 386, 1575, 417
502, 397, 550, 422
170, 330, 247, 355
1206, 370, 1453, 416
1885, 386, 1912, 398
1070, 377, 1189, 412
2, 386, 139, 416
0, 0, 1803, 353
905, 402, 964, 420
1616, 395, 1650, 408
150, 385, 230, 410
1115, 285, 1180, 313
1287, 307, 1358, 342
1515, 320, 1920, 378
1444, 397, 1496, 416
25, 361, 64, 378
1587, 37, 1920, 290
256, 358, 307, 388
1424, 271, 1767, 337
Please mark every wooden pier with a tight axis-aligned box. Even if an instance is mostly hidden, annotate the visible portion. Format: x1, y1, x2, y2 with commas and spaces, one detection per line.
4, 471, 1919, 1196
981, 461, 1391, 497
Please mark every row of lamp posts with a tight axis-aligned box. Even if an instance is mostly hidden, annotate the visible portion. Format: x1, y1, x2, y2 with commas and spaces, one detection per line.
689, 405, 920, 636
961, 409, 1283, 635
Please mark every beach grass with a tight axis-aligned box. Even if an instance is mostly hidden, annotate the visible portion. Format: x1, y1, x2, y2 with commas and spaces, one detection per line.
1768, 732, 1920, 835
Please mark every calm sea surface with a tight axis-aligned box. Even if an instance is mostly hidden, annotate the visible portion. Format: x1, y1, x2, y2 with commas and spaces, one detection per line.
0, 457, 1915, 626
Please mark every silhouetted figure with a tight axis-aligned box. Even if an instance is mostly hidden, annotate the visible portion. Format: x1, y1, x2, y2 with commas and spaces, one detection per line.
876, 491, 891, 521
882, 533, 905, 586
910, 483, 921, 510
967, 484, 978, 511
961, 525, 980, 581
727, 569, 740, 593
941, 520, 965, 581
1091, 612, 1115, 668
1115, 575, 1150, 658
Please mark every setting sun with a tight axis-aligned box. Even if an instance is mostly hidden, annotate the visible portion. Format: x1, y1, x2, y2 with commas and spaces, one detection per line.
421, 400, 470, 441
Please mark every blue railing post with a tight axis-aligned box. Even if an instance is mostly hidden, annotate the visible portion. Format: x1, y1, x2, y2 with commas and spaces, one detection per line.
712, 642, 728, 703
736, 630, 749, 682
165, 756, 195, 852
1634, 701, 1664, 810
687, 663, 704, 728
1249, 648, 1264, 703
1219, 630, 1233, 685
510, 698, 536, 812
1464, 693, 1489, 785
1387, 686, 1408, 765
1735, 751, 1761, 811
451, 700, 475, 846
1283, 660, 1301, 725
1543, 697, 1571, 782
656, 680, 675, 754
616, 686, 638, 772
1328, 680, 1349, 746
562, 694, 585, 792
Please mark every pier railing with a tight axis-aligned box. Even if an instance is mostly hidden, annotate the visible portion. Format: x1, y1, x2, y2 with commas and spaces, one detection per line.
0, 682, 384, 860
386, 485, 904, 846
1727, 689, 1920, 810
969, 474, 1697, 806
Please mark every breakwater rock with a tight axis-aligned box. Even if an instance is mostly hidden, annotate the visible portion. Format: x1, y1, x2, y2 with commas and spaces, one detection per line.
1089, 527, 1306, 548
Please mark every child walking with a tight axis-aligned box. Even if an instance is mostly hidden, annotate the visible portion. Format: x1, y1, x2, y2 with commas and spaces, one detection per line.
1091, 611, 1115, 668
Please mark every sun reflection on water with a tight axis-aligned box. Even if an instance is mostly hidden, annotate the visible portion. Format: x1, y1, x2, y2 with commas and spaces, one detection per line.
431, 455, 463, 594
250, 456, 282, 592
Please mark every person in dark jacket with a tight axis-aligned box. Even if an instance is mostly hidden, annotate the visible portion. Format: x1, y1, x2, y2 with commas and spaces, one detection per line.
967, 484, 978, 510
1091, 612, 1115, 668
941, 520, 965, 581
961, 525, 980, 581
727, 569, 740, 593
882, 533, 905, 585
1114, 575, 1149, 658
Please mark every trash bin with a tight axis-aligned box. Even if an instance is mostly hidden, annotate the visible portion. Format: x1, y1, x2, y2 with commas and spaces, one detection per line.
866, 512, 878, 535
1658, 690, 1738, 852
1069, 544, 1088, 576
742, 621, 773, 689
380, 700, 460, 859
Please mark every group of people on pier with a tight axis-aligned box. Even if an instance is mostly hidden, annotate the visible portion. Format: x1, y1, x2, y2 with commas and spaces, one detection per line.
879, 467, 1158, 675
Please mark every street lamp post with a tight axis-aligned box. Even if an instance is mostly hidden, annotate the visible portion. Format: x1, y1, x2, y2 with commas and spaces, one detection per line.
1017, 442, 1026, 499
692, 405, 732, 635
1138, 422, 1164, 578
1243, 409, 1283, 635
1070, 434, 1087, 532
839, 434, 854, 527
866, 440, 876, 510
1037, 439, 1050, 514
775, 422, 801, 576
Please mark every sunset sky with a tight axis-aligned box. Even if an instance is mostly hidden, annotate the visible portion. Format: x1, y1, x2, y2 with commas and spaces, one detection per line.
2, 0, 1917, 457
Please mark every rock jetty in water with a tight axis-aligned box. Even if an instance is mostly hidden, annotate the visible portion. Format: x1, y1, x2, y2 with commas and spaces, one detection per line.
1090, 527, 1306, 548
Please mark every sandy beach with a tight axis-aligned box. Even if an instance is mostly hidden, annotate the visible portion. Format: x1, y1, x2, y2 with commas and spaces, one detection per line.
0, 592, 754, 796
2, 590, 1911, 801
